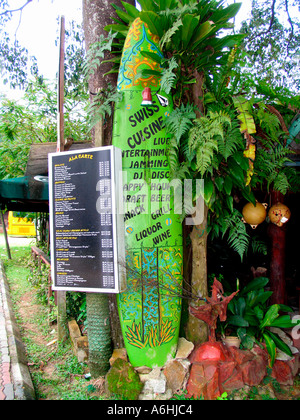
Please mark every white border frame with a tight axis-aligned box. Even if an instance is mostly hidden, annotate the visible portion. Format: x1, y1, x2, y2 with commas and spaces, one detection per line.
48, 146, 125, 294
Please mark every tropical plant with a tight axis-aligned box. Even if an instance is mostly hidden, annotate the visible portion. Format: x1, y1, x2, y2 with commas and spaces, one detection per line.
220, 276, 300, 366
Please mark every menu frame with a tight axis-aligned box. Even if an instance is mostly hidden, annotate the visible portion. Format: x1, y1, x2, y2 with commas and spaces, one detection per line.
48, 146, 126, 294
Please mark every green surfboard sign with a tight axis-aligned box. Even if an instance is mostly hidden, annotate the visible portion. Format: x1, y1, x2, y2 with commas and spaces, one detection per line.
112, 18, 183, 368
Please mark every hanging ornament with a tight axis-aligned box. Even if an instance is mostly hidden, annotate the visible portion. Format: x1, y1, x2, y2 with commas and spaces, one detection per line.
242, 201, 267, 229
141, 87, 153, 106
268, 202, 291, 227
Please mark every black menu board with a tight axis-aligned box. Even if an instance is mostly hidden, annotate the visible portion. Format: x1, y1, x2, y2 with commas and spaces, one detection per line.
48, 146, 125, 293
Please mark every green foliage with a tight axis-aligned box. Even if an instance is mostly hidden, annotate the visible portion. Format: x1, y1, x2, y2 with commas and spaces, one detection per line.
86, 84, 123, 132
99, 0, 300, 260
220, 277, 300, 366
222, 209, 249, 260
83, 31, 116, 79
0, 77, 90, 180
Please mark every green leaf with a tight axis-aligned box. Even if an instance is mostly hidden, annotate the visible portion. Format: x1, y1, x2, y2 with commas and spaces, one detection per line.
214, 177, 224, 192
224, 176, 232, 195
140, 11, 163, 37
203, 178, 214, 204
181, 14, 200, 48
250, 291, 273, 308
234, 297, 246, 317
191, 21, 213, 47
237, 328, 255, 350
228, 315, 249, 327
140, 51, 162, 65
240, 277, 269, 296
263, 332, 276, 367
270, 315, 295, 329
260, 304, 280, 330
211, 3, 242, 24
265, 330, 293, 358
104, 23, 128, 37
227, 158, 245, 187
121, 1, 140, 19
138, 0, 158, 12
232, 96, 256, 134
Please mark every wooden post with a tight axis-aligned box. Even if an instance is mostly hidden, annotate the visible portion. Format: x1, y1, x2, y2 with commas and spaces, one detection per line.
56, 16, 67, 343
268, 191, 286, 305
1, 211, 11, 260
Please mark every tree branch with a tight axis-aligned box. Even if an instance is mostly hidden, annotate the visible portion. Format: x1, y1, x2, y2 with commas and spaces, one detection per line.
248, 0, 277, 41
0, 0, 32, 16
285, 0, 294, 55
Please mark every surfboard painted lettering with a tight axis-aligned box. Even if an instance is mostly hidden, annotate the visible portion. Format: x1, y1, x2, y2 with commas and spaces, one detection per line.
112, 18, 183, 367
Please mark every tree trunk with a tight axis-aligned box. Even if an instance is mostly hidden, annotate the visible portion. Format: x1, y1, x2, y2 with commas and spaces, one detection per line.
86, 293, 112, 377
82, 0, 135, 146
82, 0, 135, 372
185, 70, 208, 344
185, 206, 208, 344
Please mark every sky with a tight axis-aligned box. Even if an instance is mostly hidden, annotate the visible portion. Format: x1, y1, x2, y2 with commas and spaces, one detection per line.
0, 0, 252, 99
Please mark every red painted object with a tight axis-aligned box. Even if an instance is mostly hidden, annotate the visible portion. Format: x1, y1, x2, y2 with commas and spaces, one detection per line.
189, 278, 238, 341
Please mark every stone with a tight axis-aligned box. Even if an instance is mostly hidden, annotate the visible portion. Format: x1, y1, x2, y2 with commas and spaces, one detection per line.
68, 319, 81, 340
105, 358, 143, 400
163, 360, 189, 393
143, 377, 166, 394
186, 361, 221, 400
219, 360, 243, 392
134, 366, 152, 375
175, 337, 194, 359
139, 366, 162, 383
76, 336, 89, 363
271, 360, 294, 386
139, 388, 173, 401
109, 348, 128, 366
241, 354, 267, 386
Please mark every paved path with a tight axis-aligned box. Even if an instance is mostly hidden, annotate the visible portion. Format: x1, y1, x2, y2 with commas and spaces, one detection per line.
0, 237, 36, 400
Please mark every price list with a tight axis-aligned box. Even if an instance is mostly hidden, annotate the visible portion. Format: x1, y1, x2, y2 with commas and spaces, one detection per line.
48, 146, 125, 293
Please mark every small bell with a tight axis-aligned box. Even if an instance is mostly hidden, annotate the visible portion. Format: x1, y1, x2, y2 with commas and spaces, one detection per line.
141, 87, 153, 106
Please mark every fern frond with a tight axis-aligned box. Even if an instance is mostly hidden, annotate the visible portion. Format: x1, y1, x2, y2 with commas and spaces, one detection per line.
223, 209, 249, 260
251, 236, 268, 256
188, 111, 231, 175
83, 31, 115, 79
165, 103, 196, 143
160, 57, 178, 94
159, 18, 182, 49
